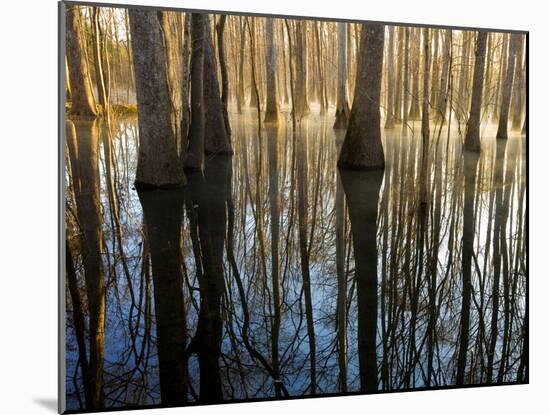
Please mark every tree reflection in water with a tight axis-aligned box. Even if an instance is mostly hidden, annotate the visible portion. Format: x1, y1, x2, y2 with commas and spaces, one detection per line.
65, 112, 527, 410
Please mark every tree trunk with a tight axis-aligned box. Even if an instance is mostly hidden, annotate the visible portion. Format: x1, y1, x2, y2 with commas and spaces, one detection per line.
203, 17, 232, 154
185, 13, 206, 172
393, 27, 404, 124
159, 12, 183, 145
264, 18, 280, 124
338, 24, 385, 170
430, 29, 440, 111
66, 5, 97, 116
464, 32, 488, 152
180, 14, 192, 163
90, 7, 109, 117
129, 9, 185, 188
408, 28, 421, 120
385, 26, 395, 129
511, 36, 525, 130
334, 22, 350, 129
294, 21, 309, 117
496, 34, 519, 139
216, 15, 232, 135
420, 28, 431, 205
436, 30, 452, 123
402, 28, 410, 130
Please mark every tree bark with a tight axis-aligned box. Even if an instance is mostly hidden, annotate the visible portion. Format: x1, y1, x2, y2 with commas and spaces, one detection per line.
216, 15, 232, 135
129, 9, 185, 188
384, 26, 395, 129
179, 14, 192, 163
496, 34, 519, 139
338, 24, 385, 170
408, 29, 421, 120
264, 18, 281, 125
511, 35, 525, 130
464, 32, 488, 152
334, 23, 350, 129
66, 5, 97, 116
184, 13, 206, 172
436, 30, 452, 123
204, 17, 232, 154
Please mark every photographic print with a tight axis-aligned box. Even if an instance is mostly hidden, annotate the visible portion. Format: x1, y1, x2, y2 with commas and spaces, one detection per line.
60, 1, 528, 412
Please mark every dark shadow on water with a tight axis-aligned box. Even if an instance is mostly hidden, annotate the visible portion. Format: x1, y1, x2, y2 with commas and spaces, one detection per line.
34, 398, 57, 413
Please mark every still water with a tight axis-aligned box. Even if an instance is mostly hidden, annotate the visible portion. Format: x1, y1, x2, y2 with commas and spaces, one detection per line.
65, 109, 527, 410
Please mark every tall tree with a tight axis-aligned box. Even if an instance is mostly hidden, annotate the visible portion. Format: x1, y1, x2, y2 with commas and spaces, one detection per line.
408, 28, 421, 120
338, 24, 385, 170
511, 35, 525, 130
264, 18, 281, 124
496, 34, 519, 139
334, 23, 350, 129
185, 13, 206, 172
393, 27, 404, 124
216, 15, 232, 134
385, 26, 396, 129
420, 28, 431, 205
294, 21, 309, 117
204, 17, 232, 154
436, 30, 452, 123
66, 5, 97, 116
180, 14, 192, 163
464, 32, 488, 152
129, 9, 185, 188
159, 12, 183, 143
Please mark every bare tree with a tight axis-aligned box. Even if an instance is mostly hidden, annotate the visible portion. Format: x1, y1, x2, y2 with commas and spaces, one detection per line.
129, 9, 185, 188
334, 23, 350, 129
338, 24, 385, 170
66, 5, 97, 116
464, 32, 488, 152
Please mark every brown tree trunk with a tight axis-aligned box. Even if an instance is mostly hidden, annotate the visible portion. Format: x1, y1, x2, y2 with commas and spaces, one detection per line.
496, 34, 519, 139
420, 28, 431, 205
511, 36, 525, 130
203, 17, 232, 154
393, 27, 404, 124
264, 18, 281, 125
66, 5, 97, 116
294, 21, 309, 117
185, 13, 206, 172
385, 26, 395, 129
338, 24, 385, 170
334, 22, 350, 129
408, 28, 421, 120
216, 15, 232, 135
464, 32, 488, 152
129, 9, 185, 188
436, 30, 452, 123
180, 14, 192, 163
160, 12, 183, 145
